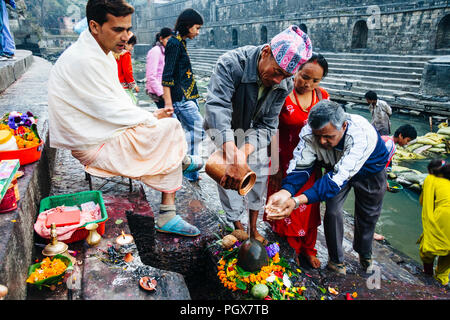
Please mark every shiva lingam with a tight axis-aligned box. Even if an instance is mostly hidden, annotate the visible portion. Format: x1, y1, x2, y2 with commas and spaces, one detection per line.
205, 150, 257, 196
85, 223, 102, 246
237, 236, 269, 273
42, 223, 69, 257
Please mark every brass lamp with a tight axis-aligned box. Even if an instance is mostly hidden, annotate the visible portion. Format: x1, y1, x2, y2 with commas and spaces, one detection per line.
42, 223, 69, 256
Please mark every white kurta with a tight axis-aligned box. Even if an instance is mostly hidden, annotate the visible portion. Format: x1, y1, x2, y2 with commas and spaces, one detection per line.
48, 29, 157, 150
47, 30, 187, 193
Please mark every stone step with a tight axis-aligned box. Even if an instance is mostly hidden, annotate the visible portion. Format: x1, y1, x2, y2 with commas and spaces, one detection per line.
0, 50, 34, 93
321, 82, 418, 99
319, 51, 438, 62
132, 178, 226, 300
327, 62, 424, 74
322, 77, 420, 92
326, 88, 450, 116
329, 67, 421, 80
188, 48, 437, 62
26, 148, 192, 300
324, 57, 427, 68
324, 73, 421, 86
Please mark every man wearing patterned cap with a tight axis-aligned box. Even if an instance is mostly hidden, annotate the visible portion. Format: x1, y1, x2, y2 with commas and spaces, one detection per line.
204, 25, 312, 244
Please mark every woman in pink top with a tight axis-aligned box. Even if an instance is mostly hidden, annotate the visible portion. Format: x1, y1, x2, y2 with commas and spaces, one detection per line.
146, 27, 173, 108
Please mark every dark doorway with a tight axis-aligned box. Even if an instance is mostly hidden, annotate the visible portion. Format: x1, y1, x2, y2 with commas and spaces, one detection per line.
299, 23, 308, 34
260, 26, 268, 44
209, 29, 215, 47
351, 20, 368, 49
232, 29, 238, 47
436, 14, 450, 49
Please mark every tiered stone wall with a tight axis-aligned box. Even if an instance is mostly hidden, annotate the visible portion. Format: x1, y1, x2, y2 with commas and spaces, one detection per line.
132, 0, 450, 55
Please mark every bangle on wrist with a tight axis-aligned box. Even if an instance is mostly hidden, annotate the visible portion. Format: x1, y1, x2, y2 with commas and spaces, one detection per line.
291, 196, 300, 209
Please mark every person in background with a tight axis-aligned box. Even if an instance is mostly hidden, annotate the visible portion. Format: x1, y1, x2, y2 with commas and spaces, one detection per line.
204, 25, 312, 244
373, 124, 418, 241
266, 100, 390, 275
418, 159, 450, 287
365, 90, 392, 136
264, 53, 329, 268
382, 124, 418, 170
114, 33, 139, 104
0, 0, 16, 60
146, 27, 172, 109
48, 0, 203, 238
162, 8, 204, 182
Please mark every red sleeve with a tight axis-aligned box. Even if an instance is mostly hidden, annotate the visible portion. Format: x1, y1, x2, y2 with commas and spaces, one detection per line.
319, 87, 329, 100
121, 52, 135, 84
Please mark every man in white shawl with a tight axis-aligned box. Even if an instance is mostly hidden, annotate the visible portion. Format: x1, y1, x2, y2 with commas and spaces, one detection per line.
48, 0, 202, 237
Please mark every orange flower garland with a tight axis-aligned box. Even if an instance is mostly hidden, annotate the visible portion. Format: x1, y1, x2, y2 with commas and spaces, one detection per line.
216, 242, 307, 300
26, 257, 67, 284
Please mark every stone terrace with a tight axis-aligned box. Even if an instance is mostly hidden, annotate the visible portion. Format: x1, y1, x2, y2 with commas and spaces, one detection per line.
0, 51, 449, 301
179, 47, 450, 116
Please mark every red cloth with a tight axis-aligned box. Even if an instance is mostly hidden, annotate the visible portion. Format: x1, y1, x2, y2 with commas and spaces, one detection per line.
265, 87, 329, 256
115, 51, 136, 89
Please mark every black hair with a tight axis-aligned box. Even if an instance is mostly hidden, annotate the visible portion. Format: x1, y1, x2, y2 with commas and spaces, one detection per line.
127, 34, 137, 45
394, 124, 417, 140
299, 52, 328, 78
365, 90, 377, 101
428, 159, 450, 180
86, 0, 134, 30
154, 27, 172, 46
174, 8, 203, 37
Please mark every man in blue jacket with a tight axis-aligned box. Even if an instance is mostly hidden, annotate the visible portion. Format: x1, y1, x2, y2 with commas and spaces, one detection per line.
266, 100, 389, 275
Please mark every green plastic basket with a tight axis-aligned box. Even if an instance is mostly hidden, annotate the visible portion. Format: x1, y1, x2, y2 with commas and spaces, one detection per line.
39, 190, 108, 243
387, 180, 404, 193
26, 254, 73, 290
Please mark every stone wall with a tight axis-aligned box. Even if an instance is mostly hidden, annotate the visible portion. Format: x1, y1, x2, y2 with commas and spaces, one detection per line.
132, 0, 450, 54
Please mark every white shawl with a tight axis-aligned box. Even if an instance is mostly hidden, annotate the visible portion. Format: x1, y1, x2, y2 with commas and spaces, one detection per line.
48, 30, 157, 150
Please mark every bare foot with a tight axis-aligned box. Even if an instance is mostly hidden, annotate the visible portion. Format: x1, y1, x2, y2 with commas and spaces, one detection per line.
252, 230, 268, 246
374, 233, 385, 241
306, 255, 321, 269
234, 220, 245, 231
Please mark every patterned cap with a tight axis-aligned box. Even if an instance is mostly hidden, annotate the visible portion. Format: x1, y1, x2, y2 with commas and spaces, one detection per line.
270, 25, 313, 74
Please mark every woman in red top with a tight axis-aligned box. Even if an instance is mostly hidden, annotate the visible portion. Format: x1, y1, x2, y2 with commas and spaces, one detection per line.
265, 53, 329, 268
114, 34, 139, 104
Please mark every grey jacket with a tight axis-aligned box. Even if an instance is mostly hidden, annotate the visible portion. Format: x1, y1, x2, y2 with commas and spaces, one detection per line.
204, 45, 293, 150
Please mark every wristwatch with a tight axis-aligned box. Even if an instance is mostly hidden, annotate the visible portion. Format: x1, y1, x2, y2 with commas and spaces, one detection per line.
291, 196, 300, 209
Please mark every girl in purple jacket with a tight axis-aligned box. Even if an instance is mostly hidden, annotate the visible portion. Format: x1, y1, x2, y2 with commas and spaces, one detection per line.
145, 27, 172, 109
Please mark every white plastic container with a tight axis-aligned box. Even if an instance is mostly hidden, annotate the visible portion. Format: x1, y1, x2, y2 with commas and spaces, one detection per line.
0, 130, 18, 151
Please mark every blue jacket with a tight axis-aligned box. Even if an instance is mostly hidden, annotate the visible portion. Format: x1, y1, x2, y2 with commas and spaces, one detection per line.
282, 114, 389, 204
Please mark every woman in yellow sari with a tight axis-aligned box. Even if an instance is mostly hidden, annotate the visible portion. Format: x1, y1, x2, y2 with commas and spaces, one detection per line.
418, 159, 450, 286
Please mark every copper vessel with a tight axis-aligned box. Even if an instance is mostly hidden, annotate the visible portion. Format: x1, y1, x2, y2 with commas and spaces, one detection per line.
205, 150, 256, 196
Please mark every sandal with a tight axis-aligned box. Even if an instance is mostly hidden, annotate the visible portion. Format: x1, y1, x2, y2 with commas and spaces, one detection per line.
327, 261, 347, 275
155, 215, 200, 237
183, 155, 204, 174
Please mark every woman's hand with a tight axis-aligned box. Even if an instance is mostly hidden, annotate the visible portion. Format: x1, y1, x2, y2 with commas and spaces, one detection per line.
164, 104, 174, 117
134, 86, 140, 93
153, 108, 170, 119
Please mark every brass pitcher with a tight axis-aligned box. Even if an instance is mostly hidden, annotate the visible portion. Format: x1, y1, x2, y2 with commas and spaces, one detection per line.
205, 150, 256, 196
85, 223, 101, 246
